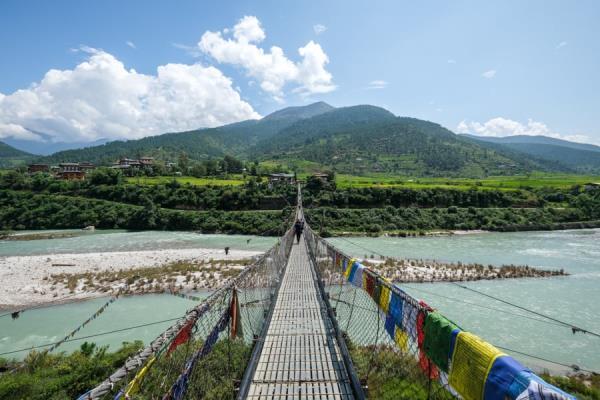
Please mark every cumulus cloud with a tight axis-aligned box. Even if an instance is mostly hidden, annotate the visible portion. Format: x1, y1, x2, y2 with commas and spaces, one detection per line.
198, 16, 335, 100
313, 24, 327, 35
367, 80, 388, 89
0, 47, 259, 143
456, 117, 597, 145
481, 69, 496, 79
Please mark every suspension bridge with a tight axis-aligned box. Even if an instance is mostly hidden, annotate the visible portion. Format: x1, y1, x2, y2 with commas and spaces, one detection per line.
58, 188, 578, 399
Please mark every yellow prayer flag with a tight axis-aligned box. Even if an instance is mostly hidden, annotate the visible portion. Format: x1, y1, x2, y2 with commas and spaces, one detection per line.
124, 356, 157, 396
448, 332, 504, 400
344, 258, 356, 279
394, 326, 409, 352
379, 284, 391, 314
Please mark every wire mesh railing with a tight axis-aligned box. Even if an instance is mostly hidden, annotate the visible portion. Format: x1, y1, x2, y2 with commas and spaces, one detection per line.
303, 223, 577, 400
78, 227, 295, 400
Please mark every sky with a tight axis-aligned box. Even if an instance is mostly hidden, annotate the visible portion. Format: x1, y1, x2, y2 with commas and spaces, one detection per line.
1, 0, 599, 151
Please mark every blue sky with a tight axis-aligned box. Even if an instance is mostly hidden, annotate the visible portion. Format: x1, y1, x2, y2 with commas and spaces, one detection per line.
1, 0, 599, 149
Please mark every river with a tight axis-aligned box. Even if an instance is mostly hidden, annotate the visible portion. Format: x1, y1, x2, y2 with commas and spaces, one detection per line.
0, 229, 598, 374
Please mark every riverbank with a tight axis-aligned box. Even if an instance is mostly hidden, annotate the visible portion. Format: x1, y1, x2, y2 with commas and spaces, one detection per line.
0, 248, 262, 310
361, 258, 567, 283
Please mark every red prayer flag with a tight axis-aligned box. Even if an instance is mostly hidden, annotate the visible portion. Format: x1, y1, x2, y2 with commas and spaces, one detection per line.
167, 320, 194, 356
230, 288, 243, 339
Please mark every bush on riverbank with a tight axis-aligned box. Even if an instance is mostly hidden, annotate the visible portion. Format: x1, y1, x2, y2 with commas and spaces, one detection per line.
0, 191, 291, 235
304, 206, 592, 234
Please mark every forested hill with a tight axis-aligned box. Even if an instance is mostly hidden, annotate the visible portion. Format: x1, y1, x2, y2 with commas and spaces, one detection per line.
37, 102, 336, 165
0, 141, 34, 167
462, 134, 600, 174
28, 101, 595, 176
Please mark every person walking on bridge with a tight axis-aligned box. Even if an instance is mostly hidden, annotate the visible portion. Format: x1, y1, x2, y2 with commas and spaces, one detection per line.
294, 219, 304, 244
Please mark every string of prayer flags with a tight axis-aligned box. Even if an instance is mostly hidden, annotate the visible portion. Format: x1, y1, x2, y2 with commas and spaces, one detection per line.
47, 296, 117, 353
394, 326, 409, 352
163, 308, 230, 400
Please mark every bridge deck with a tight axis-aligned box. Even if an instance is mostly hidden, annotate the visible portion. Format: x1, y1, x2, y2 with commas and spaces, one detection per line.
245, 239, 355, 399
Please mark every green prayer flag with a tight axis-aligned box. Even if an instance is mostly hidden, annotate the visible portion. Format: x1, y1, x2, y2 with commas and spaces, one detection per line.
423, 311, 459, 372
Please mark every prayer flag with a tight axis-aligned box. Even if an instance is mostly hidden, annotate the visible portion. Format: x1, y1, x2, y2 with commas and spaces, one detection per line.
167, 320, 194, 356
230, 288, 243, 339
423, 311, 460, 372
394, 326, 409, 352
124, 356, 156, 396
448, 331, 504, 400
378, 284, 391, 314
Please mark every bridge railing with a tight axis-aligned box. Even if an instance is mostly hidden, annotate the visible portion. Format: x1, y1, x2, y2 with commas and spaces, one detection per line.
303, 223, 576, 400
79, 227, 295, 400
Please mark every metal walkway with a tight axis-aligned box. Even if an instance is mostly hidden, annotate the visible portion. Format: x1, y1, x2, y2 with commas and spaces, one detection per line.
243, 238, 356, 399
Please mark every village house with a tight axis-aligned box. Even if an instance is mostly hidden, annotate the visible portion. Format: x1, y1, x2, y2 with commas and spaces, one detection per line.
57, 163, 86, 180
268, 173, 296, 188
27, 164, 50, 174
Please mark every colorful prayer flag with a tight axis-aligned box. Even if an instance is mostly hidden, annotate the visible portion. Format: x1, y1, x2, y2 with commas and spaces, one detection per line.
167, 320, 194, 356
423, 311, 460, 372
448, 331, 504, 400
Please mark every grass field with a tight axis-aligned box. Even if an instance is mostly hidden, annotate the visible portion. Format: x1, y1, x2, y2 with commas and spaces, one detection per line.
335, 173, 600, 190
125, 175, 246, 186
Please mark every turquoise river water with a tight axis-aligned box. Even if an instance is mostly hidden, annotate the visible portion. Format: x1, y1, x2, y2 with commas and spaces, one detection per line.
0, 229, 598, 373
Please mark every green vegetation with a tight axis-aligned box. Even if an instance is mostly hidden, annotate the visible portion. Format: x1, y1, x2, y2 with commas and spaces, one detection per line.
0, 339, 251, 400
335, 172, 600, 190
2, 169, 600, 235
0, 341, 144, 399
0, 190, 290, 235
126, 175, 245, 186
0, 141, 34, 168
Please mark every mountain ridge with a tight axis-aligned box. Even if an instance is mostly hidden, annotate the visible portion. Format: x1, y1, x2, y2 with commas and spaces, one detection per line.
6, 102, 598, 176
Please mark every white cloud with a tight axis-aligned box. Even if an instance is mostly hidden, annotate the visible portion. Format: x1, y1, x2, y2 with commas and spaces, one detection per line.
456, 117, 598, 145
0, 47, 260, 144
126, 41, 136, 49
367, 80, 388, 89
482, 69, 496, 79
556, 41, 568, 50
313, 24, 327, 35
447, 59, 456, 64
198, 16, 335, 99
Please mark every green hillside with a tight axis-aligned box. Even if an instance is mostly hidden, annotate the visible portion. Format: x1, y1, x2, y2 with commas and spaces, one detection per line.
463, 135, 600, 173
0, 141, 34, 167
29, 102, 595, 177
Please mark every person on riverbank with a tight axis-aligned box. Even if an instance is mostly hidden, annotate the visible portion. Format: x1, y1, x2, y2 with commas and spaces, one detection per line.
294, 219, 304, 244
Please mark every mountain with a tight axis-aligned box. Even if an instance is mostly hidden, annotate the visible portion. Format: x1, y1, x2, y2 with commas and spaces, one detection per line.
462, 134, 600, 173
26, 101, 594, 176
252, 108, 560, 176
0, 141, 35, 167
39, 102, 336, 165
2, 136, 110, 156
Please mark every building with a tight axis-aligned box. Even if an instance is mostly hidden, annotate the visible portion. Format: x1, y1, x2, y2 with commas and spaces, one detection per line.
78, 162, 96, 172
27, 164, 49, 174
268, 173, 295, 187
57, 163, 86, 180
311, 173, 330, 182
110, 157, 154, 176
